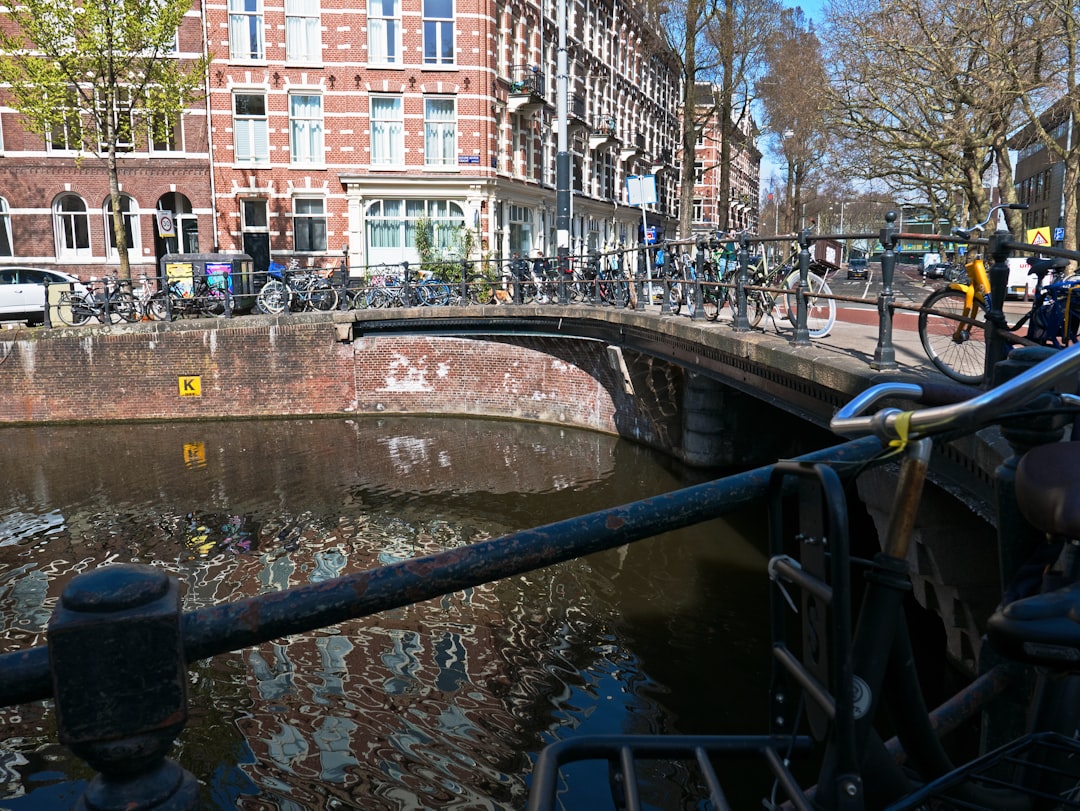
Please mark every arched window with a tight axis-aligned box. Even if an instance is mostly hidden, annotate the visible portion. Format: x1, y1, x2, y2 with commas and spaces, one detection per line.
158, 193, 198, 253
104, 194, 141, 259
0, 197, 12, 256
54, 194, 91, 259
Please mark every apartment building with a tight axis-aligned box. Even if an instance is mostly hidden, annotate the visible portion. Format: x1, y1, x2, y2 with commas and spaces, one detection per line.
0, 7, 213, 279
0, 0, 688, 278
203, 0, 684, 274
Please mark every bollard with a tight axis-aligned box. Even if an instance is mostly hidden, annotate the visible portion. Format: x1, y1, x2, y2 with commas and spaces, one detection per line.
402, 260, 412, 306
460, 258, 469, 304
790, 229, 812, 346
871, 212, 900, 370
733, 233, 751, 332
48, 563, 197, 811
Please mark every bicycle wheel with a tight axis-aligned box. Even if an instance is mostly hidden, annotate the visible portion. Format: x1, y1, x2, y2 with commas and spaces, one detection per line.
418, 281, 451, 306
201, 288, 233, 317
306, 280, 339, 311
466, 275, 494, 304
747, 290, 771, 328
57, 291, 92, 326
667, 281, 682, 315
148, 291, 170, 321
257, 280, 291, 314
108, 291, 139, 323
918, 287, 988, 384
785, 270, 836, 338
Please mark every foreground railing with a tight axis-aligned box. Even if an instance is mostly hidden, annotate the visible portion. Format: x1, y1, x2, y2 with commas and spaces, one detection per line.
0, 436, 886, 810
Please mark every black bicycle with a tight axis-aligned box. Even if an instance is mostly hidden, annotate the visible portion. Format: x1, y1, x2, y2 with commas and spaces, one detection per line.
529, 342, 1080, 810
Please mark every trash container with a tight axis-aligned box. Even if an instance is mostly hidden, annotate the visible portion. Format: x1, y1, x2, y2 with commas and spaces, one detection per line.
159, 253, 256, 312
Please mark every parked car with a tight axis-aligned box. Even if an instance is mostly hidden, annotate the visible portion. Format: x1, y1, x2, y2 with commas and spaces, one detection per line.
922, 261, 961, 280
846, 258, 869, 280
0, 267, 87, 324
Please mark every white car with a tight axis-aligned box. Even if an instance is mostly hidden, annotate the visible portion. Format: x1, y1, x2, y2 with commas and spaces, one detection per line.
0, 266, 88, 324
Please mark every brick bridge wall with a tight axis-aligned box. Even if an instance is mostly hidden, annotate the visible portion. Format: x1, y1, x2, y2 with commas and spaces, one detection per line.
0, 320, 692, 459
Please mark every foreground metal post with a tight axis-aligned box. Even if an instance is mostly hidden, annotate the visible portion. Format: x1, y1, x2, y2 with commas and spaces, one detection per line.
871, 212, 899, 370
985, 229, 1014, 380
49, 564, 197, 811
733, 233, 751, 332
691, 241, 705, 321
790, 229, 811, 346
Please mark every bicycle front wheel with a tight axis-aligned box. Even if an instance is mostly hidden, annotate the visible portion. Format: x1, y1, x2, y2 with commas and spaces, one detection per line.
918, 287, 988, 384
257, 280, 291, 314
306, 281, 339, 311
667, 281, 682, 315
785, 270, 836, 338
57, 291, 92, 326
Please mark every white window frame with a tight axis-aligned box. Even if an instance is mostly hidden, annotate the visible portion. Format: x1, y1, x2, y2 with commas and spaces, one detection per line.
293, 196, 327, 252
289, 92, 324, 165
424, 97, 456, 166
229, 0, 265, 61
285, 0, 322, 64
54, 193, 92, 260
370, 95, 403, 167
150, 110, 184, 153
48, 90, 83, 154
0, 198, 12, 256
233, 91, 269, 165
104, 194, 142, 261
422, 0, 454, 66
367, 0, 401, 65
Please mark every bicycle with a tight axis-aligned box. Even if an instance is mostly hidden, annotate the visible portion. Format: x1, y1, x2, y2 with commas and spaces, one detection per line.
256, 259, 339, 314
56, 274, 139, 326
741, 245, 837, 338
156, 268, 233, 319
529, 342, 1080, 811
918, 202, 1072, 385
589, 254, 630, 308
663, 248, 697, 318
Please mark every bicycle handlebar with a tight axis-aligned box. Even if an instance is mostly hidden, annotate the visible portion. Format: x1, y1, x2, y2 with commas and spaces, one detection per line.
830, 343, 1080, 440
952, 202, 1029, 240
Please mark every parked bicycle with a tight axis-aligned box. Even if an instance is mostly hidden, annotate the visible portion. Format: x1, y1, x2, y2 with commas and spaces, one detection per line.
256, 259, 338, 314
741, 245, 837, 338
663, 248, 697, 317
151, 269, 233, 320
918, 201, 1072, 385
56, 274, 138, 326
530, 342, 1080, 810
364, 265, 454, 308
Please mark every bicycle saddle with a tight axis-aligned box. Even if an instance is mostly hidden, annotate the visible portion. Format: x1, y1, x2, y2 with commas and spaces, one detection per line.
1027, 256, 1069, 278
986, 442, 1080, 668
1015, 441, 1080, 539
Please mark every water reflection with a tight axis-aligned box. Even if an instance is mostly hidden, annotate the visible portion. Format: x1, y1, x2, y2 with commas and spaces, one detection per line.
0, 417, 770, 810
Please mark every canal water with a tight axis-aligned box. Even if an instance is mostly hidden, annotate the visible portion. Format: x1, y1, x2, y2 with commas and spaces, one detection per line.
0, 416, 782, 810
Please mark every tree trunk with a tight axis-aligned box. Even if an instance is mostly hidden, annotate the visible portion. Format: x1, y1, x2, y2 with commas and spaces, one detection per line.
107, 147, 131, 281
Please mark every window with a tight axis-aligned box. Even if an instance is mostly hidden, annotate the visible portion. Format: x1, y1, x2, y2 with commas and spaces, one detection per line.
370, 96, 403, 166
95, 88, 134, 152
54, 194, 91, 259
289, 93, 324, 164
233, 93, 269, 164
423, 0, 454, 65
365, 199, 464, 257
293, 197, 327, 251
150, 111, 183, 153
285, 0, 321, 63
368, 0, 401, 65
0, 198, 12, 256
49, 89, 83, 152
424, 98, 456, 166
105, 194, 141, 259
229, 0, 265, 61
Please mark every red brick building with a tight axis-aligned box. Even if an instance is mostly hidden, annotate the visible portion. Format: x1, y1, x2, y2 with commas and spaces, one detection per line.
0, 0, 766, 280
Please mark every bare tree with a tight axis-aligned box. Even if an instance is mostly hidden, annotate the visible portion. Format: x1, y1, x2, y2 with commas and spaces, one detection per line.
756, 8, 829, 235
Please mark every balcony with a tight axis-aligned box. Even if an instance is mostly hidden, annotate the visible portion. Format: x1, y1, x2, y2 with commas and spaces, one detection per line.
567, 93, 589, 137
620, 130, 646, 163
507, 65, 547, 115
589, 115, 620, 151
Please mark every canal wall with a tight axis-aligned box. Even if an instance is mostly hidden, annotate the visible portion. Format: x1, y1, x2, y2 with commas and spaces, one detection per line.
0, 314, 793, 468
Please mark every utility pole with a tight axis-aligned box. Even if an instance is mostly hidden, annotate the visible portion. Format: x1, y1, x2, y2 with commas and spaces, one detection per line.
555, 0, 571, 303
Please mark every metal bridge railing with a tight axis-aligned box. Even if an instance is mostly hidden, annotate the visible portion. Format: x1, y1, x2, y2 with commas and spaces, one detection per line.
0, 436, 887, 811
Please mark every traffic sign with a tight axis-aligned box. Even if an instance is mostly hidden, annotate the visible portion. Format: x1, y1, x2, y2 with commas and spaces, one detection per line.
1054, 227, 1066, 242
156, 210, 176, 239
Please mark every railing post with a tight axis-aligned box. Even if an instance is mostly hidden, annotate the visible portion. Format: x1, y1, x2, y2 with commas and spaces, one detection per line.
790, 229, 812, 346
733, 233, 751, 332
460, 258, 469, 305
402, 260, 413, 306
659, 244, 671, 315
691, 242, 705, 321
633, 249, 645, 311
557, 250, 569, 305
871, 211, 900, 370
43, 278, 52, 328
985, 229, 1014, 382
48, 564, 197, 811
